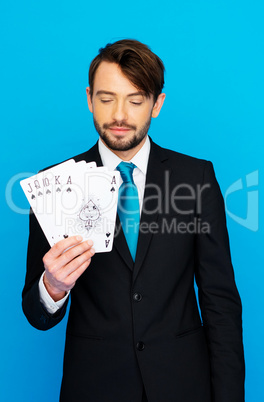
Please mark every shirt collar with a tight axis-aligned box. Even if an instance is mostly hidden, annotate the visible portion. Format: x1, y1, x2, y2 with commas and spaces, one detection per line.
98, 136, 150, 175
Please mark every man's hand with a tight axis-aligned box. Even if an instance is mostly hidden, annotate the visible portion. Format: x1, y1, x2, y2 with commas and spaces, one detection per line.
42, 236, 95, 302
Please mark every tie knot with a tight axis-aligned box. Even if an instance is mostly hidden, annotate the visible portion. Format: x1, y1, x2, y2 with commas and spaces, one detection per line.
116, 162, 136, 184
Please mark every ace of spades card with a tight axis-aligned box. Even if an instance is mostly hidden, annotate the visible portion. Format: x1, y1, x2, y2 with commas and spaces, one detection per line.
52, 168, 120, 252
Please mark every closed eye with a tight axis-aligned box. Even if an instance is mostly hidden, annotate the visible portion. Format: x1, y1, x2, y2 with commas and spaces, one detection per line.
100, 99, 113, 103
130, 101, 143, 105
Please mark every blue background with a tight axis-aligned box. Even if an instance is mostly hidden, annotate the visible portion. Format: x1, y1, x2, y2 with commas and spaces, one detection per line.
1, 1, 263, 401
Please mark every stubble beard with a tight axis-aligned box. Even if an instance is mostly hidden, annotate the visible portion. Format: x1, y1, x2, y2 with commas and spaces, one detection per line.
93, 117, 152, 152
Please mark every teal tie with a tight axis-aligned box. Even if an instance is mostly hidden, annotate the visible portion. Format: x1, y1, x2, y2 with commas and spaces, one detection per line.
116, 162, 140, 261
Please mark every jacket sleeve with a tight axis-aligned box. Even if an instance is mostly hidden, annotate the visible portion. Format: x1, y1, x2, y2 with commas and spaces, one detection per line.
22, 210, 68, 330
194, 161, 245, 402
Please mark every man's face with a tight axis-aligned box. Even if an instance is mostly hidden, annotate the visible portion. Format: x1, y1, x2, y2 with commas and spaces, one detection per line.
86, 62, 165, 157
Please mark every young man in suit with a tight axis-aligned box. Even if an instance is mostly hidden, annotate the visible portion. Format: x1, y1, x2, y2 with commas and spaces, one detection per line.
22, 39, 245, 402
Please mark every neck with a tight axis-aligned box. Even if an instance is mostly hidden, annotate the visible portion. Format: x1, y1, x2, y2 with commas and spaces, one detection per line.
101, 136, 147, 161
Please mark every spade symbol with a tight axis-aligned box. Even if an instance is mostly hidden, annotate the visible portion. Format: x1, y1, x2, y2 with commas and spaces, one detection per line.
63, 234, 69, 238
110, 187, 115, 192
38, 191, 43, 196
56, 187, 61, 192
79, 200, 100, 229
46, 189, 51, 194
106, 232, 111, 237
66, 187, 72, 193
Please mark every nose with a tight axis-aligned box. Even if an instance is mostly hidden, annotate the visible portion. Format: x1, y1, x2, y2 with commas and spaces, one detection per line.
112, 100, 128, 122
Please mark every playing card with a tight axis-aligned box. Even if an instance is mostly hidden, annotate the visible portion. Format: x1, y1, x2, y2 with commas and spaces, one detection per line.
53, 168, 120, 252
20, 159, 120, 253
20, 159, 76, 244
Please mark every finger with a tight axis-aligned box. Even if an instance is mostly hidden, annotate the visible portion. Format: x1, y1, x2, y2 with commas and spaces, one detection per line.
60, 240, 94, 267
43, 247, 94, 295
45, 236, 84, 261
58, 247, 95, 280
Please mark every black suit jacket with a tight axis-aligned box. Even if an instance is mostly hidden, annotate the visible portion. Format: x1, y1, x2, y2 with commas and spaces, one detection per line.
22, 139, 245, 402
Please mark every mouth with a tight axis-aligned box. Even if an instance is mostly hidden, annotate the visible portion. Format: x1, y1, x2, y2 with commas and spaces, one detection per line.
108, 127, 133, 135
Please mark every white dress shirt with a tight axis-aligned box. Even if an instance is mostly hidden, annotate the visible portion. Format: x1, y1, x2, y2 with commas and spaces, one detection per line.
39, 136, 151, 314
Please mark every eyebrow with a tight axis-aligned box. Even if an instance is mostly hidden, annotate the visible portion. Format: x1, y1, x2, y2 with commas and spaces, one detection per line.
95, 90, 145, 97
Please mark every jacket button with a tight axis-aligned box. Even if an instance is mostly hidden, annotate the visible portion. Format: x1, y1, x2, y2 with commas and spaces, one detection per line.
133, 293, 142, 302
136, 341, 145, 351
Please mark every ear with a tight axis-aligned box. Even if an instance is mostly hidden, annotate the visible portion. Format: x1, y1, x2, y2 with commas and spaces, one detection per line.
151, 93, 166, 118
86, 87, 93, 113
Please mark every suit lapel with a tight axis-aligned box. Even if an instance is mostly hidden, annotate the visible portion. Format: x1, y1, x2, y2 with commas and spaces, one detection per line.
74, 142, 103, 167
133, 140, 172, 281
114, 214, 134, 270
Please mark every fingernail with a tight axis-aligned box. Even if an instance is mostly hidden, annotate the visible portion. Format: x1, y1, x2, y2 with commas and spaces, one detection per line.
90, 248, 95, 255
76, 236, 83, 241
87, 240, 93, 246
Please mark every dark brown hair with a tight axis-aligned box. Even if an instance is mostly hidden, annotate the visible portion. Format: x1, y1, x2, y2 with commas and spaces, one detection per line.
89, 39, 165, 102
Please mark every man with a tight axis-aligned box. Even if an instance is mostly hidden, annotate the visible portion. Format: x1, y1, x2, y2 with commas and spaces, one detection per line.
22, 39, 245, 402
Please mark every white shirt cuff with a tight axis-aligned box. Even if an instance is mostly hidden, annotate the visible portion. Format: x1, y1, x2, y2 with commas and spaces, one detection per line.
38, 272, 70, 314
